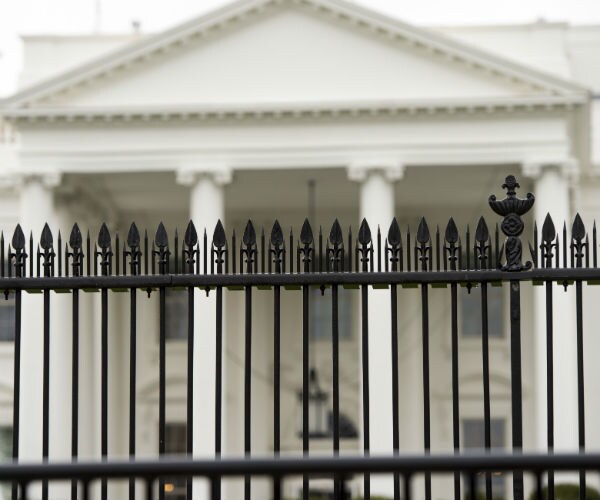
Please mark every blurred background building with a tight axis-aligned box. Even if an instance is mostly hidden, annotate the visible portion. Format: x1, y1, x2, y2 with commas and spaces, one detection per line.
0, 0, 599, 498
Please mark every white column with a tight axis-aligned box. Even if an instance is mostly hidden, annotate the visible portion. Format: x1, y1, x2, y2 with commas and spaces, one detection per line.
524, 162, 578, 454
177, 167, 231, 500
18, 173, 69, 468
348, 162, 404, 498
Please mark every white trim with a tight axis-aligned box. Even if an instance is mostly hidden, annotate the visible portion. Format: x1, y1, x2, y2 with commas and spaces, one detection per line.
1, 0, 589, 110
16, 140, 571, 175
2, 95, 587, 123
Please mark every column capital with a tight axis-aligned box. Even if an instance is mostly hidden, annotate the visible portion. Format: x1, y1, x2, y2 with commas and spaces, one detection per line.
176, 166, 233, 187
347, 161, 405, 183
15, 170, 63, 189
521, 159, 578, 181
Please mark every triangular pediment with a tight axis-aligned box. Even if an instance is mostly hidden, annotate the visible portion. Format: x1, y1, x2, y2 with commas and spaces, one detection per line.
3, 0, 587, 112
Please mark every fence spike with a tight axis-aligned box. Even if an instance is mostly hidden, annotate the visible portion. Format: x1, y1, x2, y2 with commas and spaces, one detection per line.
572, 213, 585, 242
571, 213, 586, 268
406, 224, 411, 271
387, 218, 402, 272
329, 219, 343, 246
40, 223, 53, 250
444, 218, 458, 245
416, 217, 431, 271
58, 230, 63, 276
594, 221, 597, 268
542, 214, 556, 243
271, 220, 284, 247
289, 226, 293, 273
12, 224, 25, 251
212, 220, 225, 249
231, 229, 237, 274
563, 222, 567, 269
416, 217, 430, 244
184, 220, 198, 248
70, 223, 82, 250
243, 220, 257, 247
533, 220, 539, 268
358, 219, 371, 272
155, 222, 168, 249
270, 220, 284, 273
98, 223, 111, 250
475, 216, 489, 243
86, 230, 91, 276
388, 218, 401, 247
358, 218, 371, 246
127, 223, 140, 248
435, 225, 441, 271
300, 219, 313, 245
444, 218, 460, 271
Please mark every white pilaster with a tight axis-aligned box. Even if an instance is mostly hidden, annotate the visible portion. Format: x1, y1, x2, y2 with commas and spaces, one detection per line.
348, 161, 404, 498
523, 162, 578, 454
177, 166, 231, 500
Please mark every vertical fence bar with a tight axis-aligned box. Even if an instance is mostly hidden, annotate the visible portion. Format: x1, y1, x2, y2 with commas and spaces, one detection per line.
42, 284, 50, 500
332, 282, 340, 500
545, 280, 555, 500
302, 281, 309, 500
510, 279, 524, 500
390, 282, 400, 500
186, 283, 194, 500
212, 220, 224, 499
359, 220, 372, 500
11, 289, 21, 500
101, 286, 108, 500
71, 288, 79, 500
450, 281, 460, 500
158, 286, 166, 500
129, 288, 137, 500
481, 283, 492, 500
421, 282, 431, 500
214, 285, 223, 500
361, 281, 370, 500
576, 278, 585, 500
273, 283, 280, 454
242, 221, 256, 500
244, 282, 252, 500
97, 223, 111, 500
300, 219, 312, 500
416, 218, 431, 500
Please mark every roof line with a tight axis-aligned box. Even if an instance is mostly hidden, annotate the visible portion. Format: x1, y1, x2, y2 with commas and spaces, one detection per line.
3, 0, 589, 108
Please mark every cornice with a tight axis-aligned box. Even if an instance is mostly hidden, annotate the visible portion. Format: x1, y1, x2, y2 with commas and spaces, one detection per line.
1, 0, 589, 109
1, 96, 587, 124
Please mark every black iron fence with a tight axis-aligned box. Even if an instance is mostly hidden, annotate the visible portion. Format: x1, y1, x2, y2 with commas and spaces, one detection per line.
1, 174, 598, 500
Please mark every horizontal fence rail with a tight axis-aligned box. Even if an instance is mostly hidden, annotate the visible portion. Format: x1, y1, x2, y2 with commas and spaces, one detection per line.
2, 453, 600, 498
1, 175, 598, 500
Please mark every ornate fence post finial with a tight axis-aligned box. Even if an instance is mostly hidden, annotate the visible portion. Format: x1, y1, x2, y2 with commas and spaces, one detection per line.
489, 175, 535, 271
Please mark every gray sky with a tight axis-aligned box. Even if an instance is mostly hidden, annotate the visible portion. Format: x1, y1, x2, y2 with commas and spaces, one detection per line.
1, 0, 600, 97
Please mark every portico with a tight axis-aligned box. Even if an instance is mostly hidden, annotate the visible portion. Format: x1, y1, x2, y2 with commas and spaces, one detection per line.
0, 0, 592, 498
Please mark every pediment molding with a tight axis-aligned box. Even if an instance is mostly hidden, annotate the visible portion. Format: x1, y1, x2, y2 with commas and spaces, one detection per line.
2, 95, 585, 124
1, 0, 589, 112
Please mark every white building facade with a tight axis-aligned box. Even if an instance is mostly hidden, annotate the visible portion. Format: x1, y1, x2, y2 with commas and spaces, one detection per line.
0, 0, 600, 498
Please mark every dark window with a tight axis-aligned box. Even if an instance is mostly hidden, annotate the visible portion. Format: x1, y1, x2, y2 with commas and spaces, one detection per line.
309, 286, 353, 340
164, 423, 186, 500
463, 419, 505, 498
164, 289, 187, 341
0, 293, 15, 342
0, 426, 12, 499
461, 285, 504, 337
